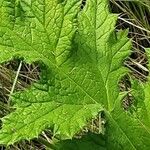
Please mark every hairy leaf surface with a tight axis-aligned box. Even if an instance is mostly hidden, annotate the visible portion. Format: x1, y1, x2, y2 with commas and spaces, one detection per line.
0, 0, 150, 149
0, 0, 105, 145
54, 1, 150, 149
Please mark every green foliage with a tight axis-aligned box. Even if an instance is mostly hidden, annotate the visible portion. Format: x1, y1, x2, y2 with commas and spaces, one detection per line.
54, 133, 106, 150
0, 0, 150, 149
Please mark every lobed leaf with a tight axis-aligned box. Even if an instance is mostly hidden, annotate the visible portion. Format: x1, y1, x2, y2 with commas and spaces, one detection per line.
0, 0, 150, 149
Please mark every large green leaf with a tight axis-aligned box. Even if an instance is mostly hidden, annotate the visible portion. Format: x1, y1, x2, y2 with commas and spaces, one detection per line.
0, 0, 150, 149
0, 0, 105, 145
52, 0, 150, 149
77, 1, 150, 149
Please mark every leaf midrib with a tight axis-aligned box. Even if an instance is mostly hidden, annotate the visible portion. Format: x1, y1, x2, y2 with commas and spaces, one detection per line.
3, 27, 101, 105
1, 103, 101, 143
1, 0, 106, 105
106, 111, 137, 150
